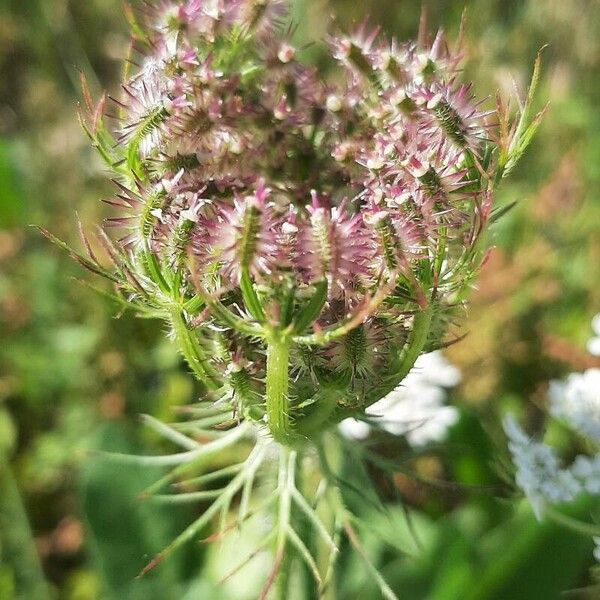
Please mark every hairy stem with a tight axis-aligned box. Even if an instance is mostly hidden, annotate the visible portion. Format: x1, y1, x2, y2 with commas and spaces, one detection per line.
395, 305, 433, 379
266, 333, 292, 442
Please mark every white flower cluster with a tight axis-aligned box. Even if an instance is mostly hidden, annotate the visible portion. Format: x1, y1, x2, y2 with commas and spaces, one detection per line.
340, 351, 461, 446
549, 369, 600, 442
504, 314, 600, 527
504, 415, 590, 519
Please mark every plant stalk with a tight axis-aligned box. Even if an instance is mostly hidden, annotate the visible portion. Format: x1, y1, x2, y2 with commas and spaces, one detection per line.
275, 448, 295, 600
373, 303, 434, 403
169, 308, 220, 390
266, 333, 292, 443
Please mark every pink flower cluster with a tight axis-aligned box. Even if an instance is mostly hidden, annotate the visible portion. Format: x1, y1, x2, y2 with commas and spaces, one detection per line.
74, 0, 515, 424
106, 1, 492, 308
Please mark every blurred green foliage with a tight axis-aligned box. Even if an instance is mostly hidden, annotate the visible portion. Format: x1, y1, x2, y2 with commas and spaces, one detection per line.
0, 0, 599, 598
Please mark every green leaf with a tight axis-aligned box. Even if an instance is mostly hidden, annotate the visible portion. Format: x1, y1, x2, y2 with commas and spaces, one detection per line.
490, 200, 518, 224
465, 501, 595, 600
503, 105, 548, 177
278, 280, 296, 327
240, 268, 265, 322
499, 48, 548, 181
292, 279, 328, 334
81, 424, 201, 599
34, 226, 119, 283
140, 247, 171, 295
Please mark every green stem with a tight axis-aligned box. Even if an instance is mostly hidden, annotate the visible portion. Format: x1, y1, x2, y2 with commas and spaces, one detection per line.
169, 308, 220, 390
544, 503, 600, 537
266, 333, 292, 443
375, 303, 434, 401
396, 306, 433, 380
293, 451, 314, 600
0, 457, 50, 599
275, 449, 296, 600
317, 438, 398, 600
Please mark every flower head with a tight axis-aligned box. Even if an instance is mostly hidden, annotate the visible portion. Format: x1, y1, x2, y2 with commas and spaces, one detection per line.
72, 0, 540, 443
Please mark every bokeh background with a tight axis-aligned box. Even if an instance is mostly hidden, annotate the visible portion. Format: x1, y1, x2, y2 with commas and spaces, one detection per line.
1, 0, 599, 598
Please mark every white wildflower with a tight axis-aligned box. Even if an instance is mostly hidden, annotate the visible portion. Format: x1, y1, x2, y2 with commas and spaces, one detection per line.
587, 314, 600, 356
548, 369, 600, 443
504, 313, 600, 563
503, 415, 581, 519
570, 455, 600, 495
338, 418, 370, 440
